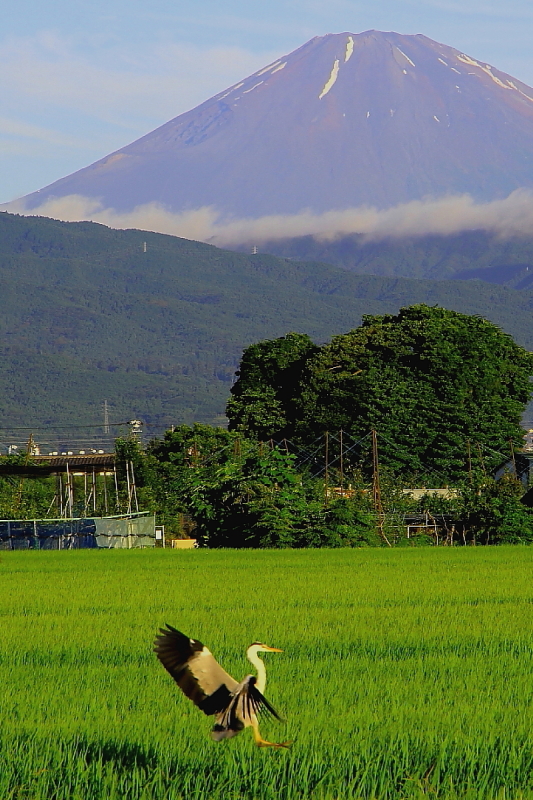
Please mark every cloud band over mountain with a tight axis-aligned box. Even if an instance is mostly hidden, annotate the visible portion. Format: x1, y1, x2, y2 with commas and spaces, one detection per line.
6, 189, 533, 246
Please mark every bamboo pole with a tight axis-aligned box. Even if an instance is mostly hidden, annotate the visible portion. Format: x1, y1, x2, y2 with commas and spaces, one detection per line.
339, 429, 344, 497
324, 431, 329, 504
372, 429, 391, 547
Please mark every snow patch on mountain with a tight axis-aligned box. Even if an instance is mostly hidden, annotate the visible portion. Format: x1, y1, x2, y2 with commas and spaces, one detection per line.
396, 47, 415, 67
243, 81, 264, 95
218, 81, 244, 100
506, 79, 533, 102
319, 59, 340, 99
257, 61, 282, 77
457, 54, 509, 90
345, 36, 354, 62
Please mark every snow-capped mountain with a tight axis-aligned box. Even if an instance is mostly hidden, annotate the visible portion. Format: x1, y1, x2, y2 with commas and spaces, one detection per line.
18, 31, 533, 216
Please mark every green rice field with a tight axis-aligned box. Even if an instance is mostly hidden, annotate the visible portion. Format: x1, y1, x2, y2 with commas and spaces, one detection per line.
2, 548, 533, 799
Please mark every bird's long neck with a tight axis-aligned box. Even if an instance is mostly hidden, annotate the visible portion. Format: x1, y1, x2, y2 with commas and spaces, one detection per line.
247, 649, 267, 693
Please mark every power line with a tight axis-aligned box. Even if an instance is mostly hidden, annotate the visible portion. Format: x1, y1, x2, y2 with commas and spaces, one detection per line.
0, 422, 132, 431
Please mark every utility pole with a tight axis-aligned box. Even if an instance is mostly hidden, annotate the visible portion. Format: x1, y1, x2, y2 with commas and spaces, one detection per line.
13, 433, 35, 515
103, 400, 110, 435
372, 429, 391, 547
509, 439, 517, 479
324, 431, 329, 504
339, 429, 344, 497
476, 443, 487, 477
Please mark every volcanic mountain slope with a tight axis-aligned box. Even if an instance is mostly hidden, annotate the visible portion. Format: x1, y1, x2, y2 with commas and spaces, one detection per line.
18, 31, 533, 217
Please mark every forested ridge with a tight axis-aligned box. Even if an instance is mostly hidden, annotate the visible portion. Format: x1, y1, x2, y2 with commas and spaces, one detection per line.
2, 211, 533, 432
255, 230, 533, 282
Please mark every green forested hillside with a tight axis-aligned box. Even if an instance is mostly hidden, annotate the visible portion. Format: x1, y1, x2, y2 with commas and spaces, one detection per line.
256, 231, 533, 282
1, 211, 533, 435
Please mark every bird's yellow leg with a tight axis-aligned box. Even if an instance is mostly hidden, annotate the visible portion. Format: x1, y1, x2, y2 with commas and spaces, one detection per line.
251, 724, 292, 749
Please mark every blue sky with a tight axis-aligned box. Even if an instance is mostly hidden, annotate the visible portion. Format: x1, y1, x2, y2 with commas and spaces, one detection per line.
3, 0, 533, 203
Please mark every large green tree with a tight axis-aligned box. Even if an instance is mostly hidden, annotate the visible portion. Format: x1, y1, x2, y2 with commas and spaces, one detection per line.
227, 305, 533, 481
226, 332, 318, 439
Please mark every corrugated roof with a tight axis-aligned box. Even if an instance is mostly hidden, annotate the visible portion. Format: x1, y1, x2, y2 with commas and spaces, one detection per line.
0, 453, 115, 476
33, 454, 115, 468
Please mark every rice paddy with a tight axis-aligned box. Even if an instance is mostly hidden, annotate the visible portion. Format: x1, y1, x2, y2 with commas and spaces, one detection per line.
2, 547, 533, 799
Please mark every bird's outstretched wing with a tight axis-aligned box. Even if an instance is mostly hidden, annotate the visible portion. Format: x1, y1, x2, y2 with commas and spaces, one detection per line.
247, 676, 283, 721
211, 675, 283, 740
154, 625, 239, 715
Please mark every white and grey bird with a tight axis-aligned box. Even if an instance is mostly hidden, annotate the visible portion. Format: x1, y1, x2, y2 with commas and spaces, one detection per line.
154, 625, 290, 748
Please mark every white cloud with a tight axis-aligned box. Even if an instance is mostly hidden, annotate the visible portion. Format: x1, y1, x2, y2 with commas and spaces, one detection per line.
401, 0, 533, 19
0, 31, 281, 130
8, 190, 533, 245
0, 115, 96, 149
143, 11, 308, 39
0, 28, 283, 201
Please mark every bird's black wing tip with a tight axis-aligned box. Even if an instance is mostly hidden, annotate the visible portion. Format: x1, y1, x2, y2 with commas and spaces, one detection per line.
249, 683, 283, 722
153, 624, 177, 652
161, 623, 179, 634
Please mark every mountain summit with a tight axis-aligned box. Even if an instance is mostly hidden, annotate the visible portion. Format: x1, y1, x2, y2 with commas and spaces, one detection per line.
19, 31, 533, 216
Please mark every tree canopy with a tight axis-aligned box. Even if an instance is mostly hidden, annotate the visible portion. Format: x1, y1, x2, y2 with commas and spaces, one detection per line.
227, 305, 533, 482
226, 332, 318, 440
144, 423, 375, 548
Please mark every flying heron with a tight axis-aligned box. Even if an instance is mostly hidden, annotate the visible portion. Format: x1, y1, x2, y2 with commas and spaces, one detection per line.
154, 625, 290, 748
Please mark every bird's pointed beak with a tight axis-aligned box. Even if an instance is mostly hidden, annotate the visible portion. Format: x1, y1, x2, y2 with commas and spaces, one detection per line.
264, 646, 283, 652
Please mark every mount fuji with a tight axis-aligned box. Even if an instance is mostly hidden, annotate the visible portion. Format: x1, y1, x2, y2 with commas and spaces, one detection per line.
16, 30, 533, 219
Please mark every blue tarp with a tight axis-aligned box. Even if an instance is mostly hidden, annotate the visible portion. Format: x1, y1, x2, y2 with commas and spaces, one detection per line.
0, 514, 154, 550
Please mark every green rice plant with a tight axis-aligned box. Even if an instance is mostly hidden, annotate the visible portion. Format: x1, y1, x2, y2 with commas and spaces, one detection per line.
2, 548, 533, 798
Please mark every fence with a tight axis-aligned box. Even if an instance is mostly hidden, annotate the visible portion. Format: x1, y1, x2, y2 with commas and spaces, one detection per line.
0, 512, 155, 550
